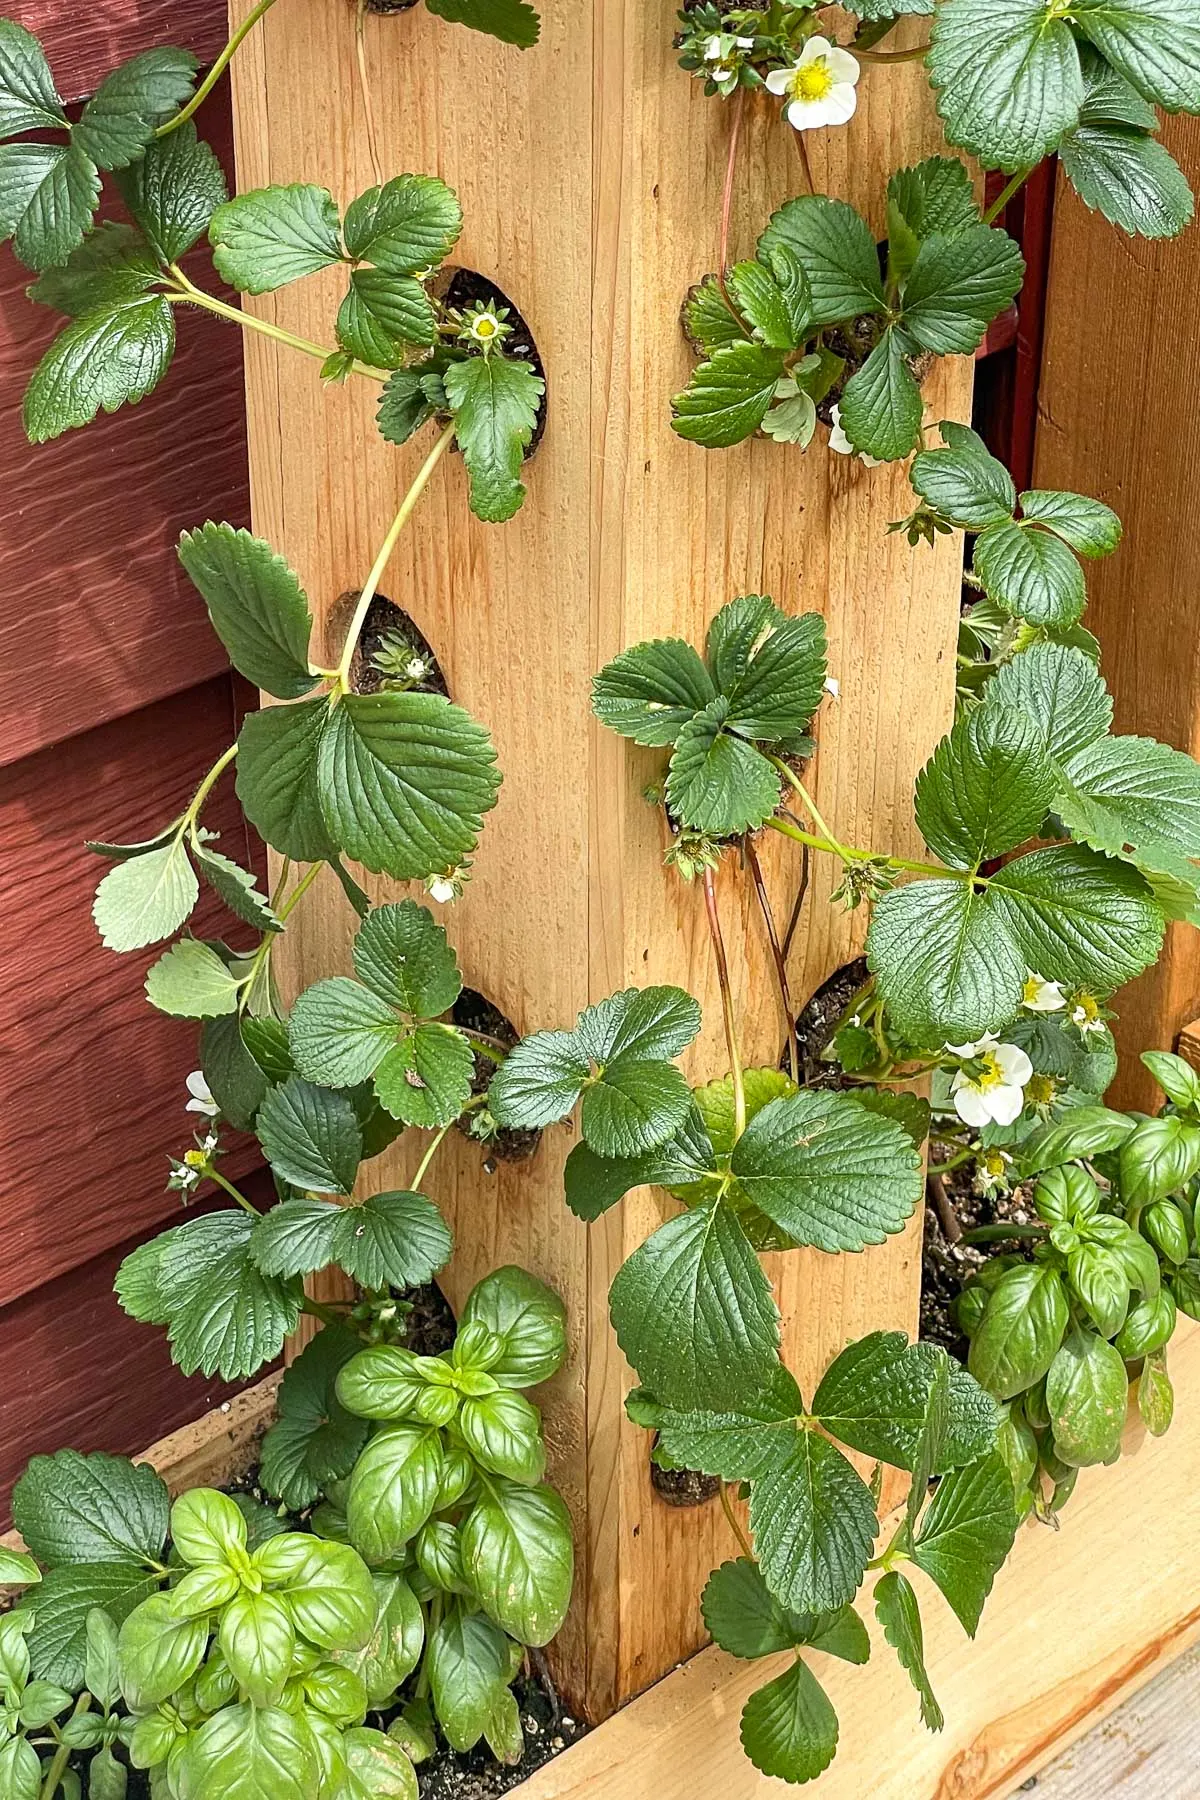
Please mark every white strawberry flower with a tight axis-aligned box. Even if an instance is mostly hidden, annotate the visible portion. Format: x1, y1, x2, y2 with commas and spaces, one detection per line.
823, 676, 840, 700
1021, 974, 1066, 1013
184, 1071, 219, 1118
428, 876, 457, 905
828, 404, 883, 469
946, 1033, 1033, 1128
765, 36, 860, 132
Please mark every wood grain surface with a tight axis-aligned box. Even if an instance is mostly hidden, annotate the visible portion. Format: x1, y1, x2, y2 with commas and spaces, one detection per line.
1034, 118, 1200, 1112
228, 0, 974, 1716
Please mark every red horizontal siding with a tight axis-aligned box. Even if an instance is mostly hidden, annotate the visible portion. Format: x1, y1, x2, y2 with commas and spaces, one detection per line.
0, 93, 251, 768
7, 0, 233, 104
2, 676, 265, 1306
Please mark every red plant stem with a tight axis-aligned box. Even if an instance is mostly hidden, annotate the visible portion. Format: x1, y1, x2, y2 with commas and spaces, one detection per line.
703, 865, 746, 1137
745, 837, 800, 1086
717, 88, 747, 310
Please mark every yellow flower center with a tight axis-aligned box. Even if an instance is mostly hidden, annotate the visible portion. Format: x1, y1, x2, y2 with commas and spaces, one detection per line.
1075, 993, 1099, 1022
1021, 977, 1043, 1005
474, 315, 498, 339
982, 1149, 1007, 1178
791, 58, 834, 101
1026, 1074, 1056, 1106
974, 1051, 1005, 1091
183, 1148, 207, 1168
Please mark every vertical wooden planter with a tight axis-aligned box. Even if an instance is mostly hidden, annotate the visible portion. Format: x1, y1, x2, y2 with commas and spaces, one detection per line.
1035, 118, 1200, 1113
226, 6, 971, 1721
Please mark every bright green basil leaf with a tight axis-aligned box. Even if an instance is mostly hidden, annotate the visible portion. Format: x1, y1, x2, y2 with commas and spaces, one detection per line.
590, 637, 716, 746
116, 121, 227, 262
968, 1263, 1069, 1400
739, 1657, 838, 1784
1120, 1112, 1200, 1205
317, 688, 500, 880
23, 290, 173, 439
178, 1703, 319, 1800
458, 1391, 545, 1485
915, 704, 1055, 870
209, 183, 342, 292
92, 835, 197, 952
336, 1344, 426, 1422
0, 1549, 39, 1589
333, 1573, 424, 1706
117, 1594, 208, 1712
1143, 1048, 1200, 1110
875, 1570, 942, 1730
177, 522, 317, 700
460, 1478, 573, 1644
257, 1076, 362, 1195
729, 1090, 922, 1253
459, 1265, 567, 1387
253, 1533, 375, 1651
670, 340, 787, 447
343, 1726, 418, 1800
608, 1198, 780, 1409
427, 1609, 511, 1753
1045, 1328, 1129, 1467
1019, 1105, 1136, 1175
346, 1426, 444, 1563
219, 1591, 293, 1708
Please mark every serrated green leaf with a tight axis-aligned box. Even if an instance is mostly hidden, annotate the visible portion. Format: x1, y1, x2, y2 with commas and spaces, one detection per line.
13, 1451, 168, 1566
290, 978, 401, 1087
928, 0, 1084, 170
0, 20, 65, 136
982, 642, 1112, 763
337, 270, 437, 366
261, 1327, 369, 1509
590, 637, 716, 745
875, 1571, 942, 1731
442, 353, 542, 522
740, 1658, 839, 1784
915, 705, 1055, 870
910, 423, 1016, 528
868, 877, 1023, 1048
750, 1430, 877, 1613
130, 1211, 302, 1379
92, 835, 197, 951
839, 332, 923, 463
28, 221, 162, 317
236, 696, 337, 863
209, 183, 343, 293
28, 1564, 158, 1693
1057, 734, 1200, 888
913, 1450, 1017, 1635
145, 937, 242, 1017
177, 522, 317, 699
23, 291, 173, 439
1018, 489, 1123, 556
757, 194, 885, 327
632, 1363, 802, 1477
563, 1111, 717, 1221
974, 516, 1088, 626
702, 1559, 815, 1659
724, 610, 827, 739
374, 1023, 475, 1127
1061, 113, 1194, 240
201, 1013, 268, 1131
1071, 0, 1200, 113
728, 1090, 923, 1253
901, 223, 1024, 355
811, 1332, 999, 1473
317, 689, 500, 879
116, 120, 227, 262
257, 1076, 362, 1195
988, 843, 1165, 992
728, 258, 803, 348
376, 366, 437, 445
888, 157, 979, 266
0, 140, 99, 270
609, 1198, 780, 1409
343, 172, 462, 270
684, 274, 750, 355
424, 0, 540, 47
671, 340, 787, 447
73, 47, 197, 172
666, 698, 781, 835
192, 843, 280, 932
356, 899, 462, 1013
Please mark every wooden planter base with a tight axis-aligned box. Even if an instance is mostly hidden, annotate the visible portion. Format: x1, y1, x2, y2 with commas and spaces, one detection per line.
16, 1325, 1191, 1799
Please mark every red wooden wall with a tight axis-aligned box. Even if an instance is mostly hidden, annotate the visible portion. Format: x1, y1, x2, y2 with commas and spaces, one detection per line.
0, 0, 264, 1518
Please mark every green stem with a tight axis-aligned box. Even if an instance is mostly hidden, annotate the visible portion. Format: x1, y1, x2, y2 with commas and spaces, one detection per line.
185, 742, 239, 830
166, 266, 388, 382
982, 167, 1033, 228
765, 813, 953, 881
211, 1170, 261, 1216
854, 41, 929, 61
745, 835, 799, 1085
335, 423, 457, 690
155, 0, 279, 137
278, 860, 324, 923
464, 1030, 508, 1064
720, 1481, 755, 1561
703, 865, 746, 1138
413, 1122, 454, 1191
39, 1696, 92, 1799
769, 759, 851, 862
354, 0, 385, 188
237, 860, 324, 1013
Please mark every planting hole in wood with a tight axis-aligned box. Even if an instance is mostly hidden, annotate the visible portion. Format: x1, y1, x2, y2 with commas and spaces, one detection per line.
452, 986, 542, 1163
434, 267, 549, 451
328, 589, 451, 696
